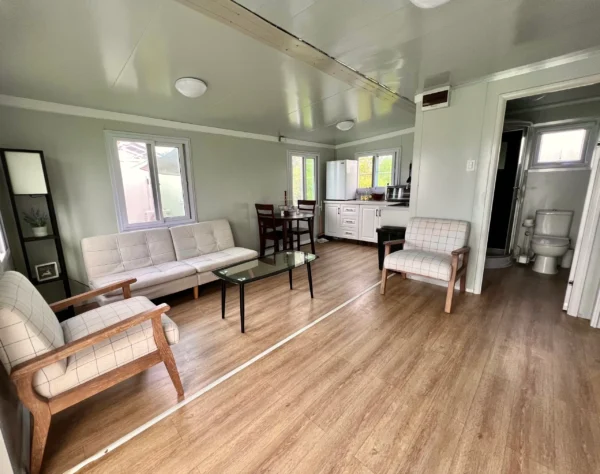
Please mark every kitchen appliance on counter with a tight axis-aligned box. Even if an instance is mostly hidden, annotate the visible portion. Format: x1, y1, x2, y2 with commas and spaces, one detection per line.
385, 185, 410, 206
326, 160, 358, 200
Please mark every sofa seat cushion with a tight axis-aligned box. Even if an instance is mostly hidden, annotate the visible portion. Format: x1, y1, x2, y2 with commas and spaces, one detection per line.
384, 249, 454, 281
89, 261, 196, 296
34, 297, 178, 397
183, 247, 258, 273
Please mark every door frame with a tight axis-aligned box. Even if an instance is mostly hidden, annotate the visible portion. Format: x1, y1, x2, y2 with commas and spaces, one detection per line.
474, 73, 600, 297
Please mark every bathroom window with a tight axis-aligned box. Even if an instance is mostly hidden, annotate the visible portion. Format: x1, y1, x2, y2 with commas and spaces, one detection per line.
532, 123, 595, 169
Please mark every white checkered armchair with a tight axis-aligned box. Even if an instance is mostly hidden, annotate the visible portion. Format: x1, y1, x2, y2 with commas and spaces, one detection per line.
0, 270, 184, 474
380, 217, 471, 313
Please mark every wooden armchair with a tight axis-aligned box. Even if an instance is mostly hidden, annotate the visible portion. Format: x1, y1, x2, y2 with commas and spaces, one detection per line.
0, 271, 183, 474
380, 217, 471, 313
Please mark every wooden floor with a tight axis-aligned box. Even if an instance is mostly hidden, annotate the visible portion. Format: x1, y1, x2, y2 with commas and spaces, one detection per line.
43, 242, 600, 474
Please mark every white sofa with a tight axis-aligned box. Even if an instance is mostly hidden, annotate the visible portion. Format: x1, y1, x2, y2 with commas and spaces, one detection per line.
82, 219, 258, 304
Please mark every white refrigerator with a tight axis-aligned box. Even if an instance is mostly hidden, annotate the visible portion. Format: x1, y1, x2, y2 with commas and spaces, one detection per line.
326, 160, 358, 200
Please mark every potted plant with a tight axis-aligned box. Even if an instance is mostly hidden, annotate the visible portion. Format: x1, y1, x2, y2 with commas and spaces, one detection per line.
23, 208, 50, 237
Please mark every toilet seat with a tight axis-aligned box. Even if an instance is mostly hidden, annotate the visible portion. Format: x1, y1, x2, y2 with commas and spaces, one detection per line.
531, 235, 569, 247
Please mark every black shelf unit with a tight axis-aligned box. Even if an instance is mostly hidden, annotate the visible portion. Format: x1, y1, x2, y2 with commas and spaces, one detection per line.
1, 148, 72, 318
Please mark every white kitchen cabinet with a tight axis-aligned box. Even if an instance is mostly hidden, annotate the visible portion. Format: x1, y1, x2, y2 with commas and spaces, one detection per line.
359, 205, 381, 243
324, 203, 341, 237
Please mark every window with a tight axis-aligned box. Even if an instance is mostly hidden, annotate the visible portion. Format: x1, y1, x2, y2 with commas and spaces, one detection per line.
356, 149, 399, 188
106, 131, 196, 231
288, 151, 318, 205
532, 123, 595, 169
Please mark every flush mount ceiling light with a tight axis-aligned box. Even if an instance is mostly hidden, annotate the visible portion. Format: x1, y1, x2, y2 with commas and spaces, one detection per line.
336, 120, 355, 131
410, 0, 452, 8
175, 77, 207, 98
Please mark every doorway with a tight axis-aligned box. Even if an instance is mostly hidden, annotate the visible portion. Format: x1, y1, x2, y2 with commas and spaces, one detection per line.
483, 81, 600, 318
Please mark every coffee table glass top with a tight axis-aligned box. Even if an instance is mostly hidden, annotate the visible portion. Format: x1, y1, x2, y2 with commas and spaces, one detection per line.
213, 251, 317, 284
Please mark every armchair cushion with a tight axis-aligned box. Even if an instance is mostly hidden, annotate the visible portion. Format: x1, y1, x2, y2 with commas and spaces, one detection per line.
0, 271, 67, 390
384, 250, 453, 281
36, 297, 178, 397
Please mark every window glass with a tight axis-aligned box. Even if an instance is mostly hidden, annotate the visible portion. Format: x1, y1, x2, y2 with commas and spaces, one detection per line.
291, 155, 304, 204
156, 145, 186, 218
537, 129, 587, 164
109, 132, 195, 231
116, 140, 157, 224
376, 154, 394, 187
358, 156, 374, 188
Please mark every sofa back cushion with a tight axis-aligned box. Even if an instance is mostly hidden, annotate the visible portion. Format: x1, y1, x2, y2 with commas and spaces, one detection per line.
170, 219, 235, 260
0, 271, 66, 381
82, 228, 176, 279
404, 217, 470, 255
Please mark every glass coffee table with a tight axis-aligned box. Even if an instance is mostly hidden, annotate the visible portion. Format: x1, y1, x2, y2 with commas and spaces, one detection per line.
213, 251, 318, 333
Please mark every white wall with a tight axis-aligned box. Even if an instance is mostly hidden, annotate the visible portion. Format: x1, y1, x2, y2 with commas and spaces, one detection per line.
411, 50, 600, 294
0, 107, 335, 298
517, 170, 590, 249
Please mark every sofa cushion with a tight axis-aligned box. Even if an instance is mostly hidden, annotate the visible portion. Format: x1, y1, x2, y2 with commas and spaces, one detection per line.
0, 271, 66, 390
89, 261, 196, 296
183, 247, 258, 273
384, 249, 454, 281
404, 218, 470, 255
170, 220, 236, 260
82, 228, 177, 280
33, 297, 178, 397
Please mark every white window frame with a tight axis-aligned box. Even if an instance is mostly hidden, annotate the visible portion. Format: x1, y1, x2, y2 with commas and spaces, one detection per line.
105, 131, 197, 232
355, 148, 400, 188
530, 121, 598, 171
287, 150, 319, 206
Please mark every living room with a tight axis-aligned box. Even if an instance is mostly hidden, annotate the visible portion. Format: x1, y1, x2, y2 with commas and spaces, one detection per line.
3, 1, 600, 473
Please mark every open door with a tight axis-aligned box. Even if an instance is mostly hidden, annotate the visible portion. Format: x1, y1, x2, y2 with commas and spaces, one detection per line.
565, 142, 600, 314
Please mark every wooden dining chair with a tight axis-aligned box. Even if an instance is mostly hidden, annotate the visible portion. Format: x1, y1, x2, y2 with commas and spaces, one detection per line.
291, 200, 316, 254
255, 204, 286, 256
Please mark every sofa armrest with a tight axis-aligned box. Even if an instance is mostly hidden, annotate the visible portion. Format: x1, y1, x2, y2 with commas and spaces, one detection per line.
451, 246, 470, 256
10, 303, 168, 381
50, 278, 137, 313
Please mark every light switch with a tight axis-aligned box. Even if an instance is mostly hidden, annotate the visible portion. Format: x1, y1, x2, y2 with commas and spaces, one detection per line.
466, 160, 476, 172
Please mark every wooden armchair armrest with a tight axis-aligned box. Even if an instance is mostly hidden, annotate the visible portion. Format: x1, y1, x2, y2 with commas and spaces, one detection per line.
451, 246, 470, 256
10, 303, 169, 381
50, 278, 137, 312
383, 239, 405, 247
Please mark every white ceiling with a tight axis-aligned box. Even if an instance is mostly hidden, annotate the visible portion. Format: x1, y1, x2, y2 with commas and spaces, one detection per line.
1, 0, 600, 144
236, 0, 600, 98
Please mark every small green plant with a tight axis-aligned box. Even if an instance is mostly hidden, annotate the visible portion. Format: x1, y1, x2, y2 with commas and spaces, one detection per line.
23, 208, 49, 227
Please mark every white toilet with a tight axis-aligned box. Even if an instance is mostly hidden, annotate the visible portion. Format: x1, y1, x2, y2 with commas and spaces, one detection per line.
530, 209, 573, 274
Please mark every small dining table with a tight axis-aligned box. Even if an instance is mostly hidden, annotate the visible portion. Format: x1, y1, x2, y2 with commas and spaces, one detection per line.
275, 212, 316, 253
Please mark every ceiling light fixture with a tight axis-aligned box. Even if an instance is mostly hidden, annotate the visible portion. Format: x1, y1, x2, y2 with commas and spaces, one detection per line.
175, 77, 208, 98
336, 120, 355, 131
409, 0, 452, 9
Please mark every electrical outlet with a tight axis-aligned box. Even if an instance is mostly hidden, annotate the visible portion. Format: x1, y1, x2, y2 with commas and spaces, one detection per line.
466, 160, 476, 172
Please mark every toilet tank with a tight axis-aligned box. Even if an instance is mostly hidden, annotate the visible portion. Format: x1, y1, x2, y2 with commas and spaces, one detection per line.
534, 210, 574, 237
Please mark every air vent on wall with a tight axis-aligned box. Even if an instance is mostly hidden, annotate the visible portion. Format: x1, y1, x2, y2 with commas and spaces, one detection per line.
422, 86, 451, 111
